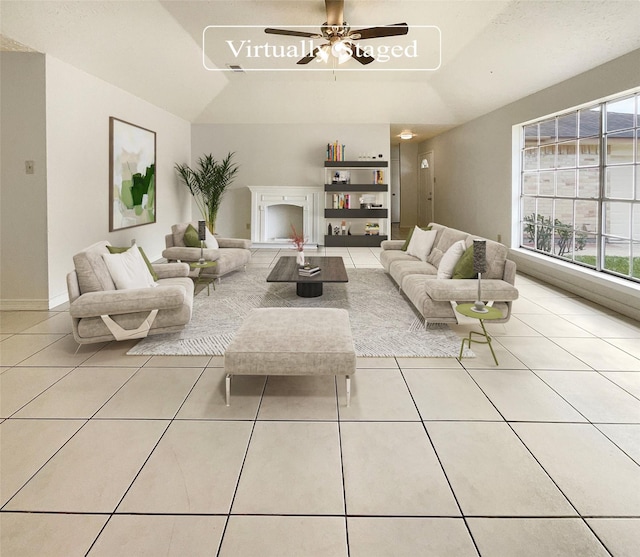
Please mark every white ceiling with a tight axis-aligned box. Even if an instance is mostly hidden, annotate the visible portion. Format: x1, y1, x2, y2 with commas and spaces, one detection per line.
2, 1, 640, 142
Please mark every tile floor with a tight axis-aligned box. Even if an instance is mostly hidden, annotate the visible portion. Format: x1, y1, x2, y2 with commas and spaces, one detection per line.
1, 246, 640, 556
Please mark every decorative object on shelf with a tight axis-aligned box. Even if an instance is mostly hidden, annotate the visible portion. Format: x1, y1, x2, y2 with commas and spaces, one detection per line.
109, 117, 156, 232
375, 170, 384, 184
326, 140, 345, 161
334, 226, 341, 235
198, 220, 207, 264
365, 222, 380, 235
421, 158, 430, 169
328, 223, 332, 235
471, 239, 489, 313
174, 152, 239, 233
290, 224, 307, 267
341, 220, 347, 235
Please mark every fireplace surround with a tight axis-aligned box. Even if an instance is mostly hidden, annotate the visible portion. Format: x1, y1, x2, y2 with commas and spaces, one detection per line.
248, 186, 322, 247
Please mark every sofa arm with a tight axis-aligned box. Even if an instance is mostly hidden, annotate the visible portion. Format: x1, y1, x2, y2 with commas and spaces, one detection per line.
424, 279, 519, 302
69, 285, 188, 318
217, 237, 252, 249
162, 246, 221, 263
152, 262, 190, 279
381, 240, 405, 251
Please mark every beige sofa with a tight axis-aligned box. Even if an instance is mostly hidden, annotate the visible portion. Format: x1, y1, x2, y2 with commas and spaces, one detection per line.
380, 223, 518, 323
67, 241, 194, 344
162, 222, 252, 280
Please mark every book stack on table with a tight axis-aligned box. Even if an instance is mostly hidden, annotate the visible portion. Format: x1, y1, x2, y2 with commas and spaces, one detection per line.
298, 266, 321, 277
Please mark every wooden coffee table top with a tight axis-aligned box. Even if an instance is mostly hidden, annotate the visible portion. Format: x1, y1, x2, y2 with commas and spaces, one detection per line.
266, 256, 349, 284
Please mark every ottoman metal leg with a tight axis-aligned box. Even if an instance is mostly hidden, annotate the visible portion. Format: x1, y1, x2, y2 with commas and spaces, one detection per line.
346, 375, 351, 407
226, 374, 231, 406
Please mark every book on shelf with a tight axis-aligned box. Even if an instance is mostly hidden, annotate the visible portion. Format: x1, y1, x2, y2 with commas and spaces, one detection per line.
326, 140, 345, 162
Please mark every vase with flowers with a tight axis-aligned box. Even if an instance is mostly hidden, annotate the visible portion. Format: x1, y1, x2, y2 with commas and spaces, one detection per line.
290, 224, 307, 267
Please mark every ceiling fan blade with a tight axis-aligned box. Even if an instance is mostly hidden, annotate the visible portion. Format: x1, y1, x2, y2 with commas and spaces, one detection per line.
345, 42, 375, 65
297, 46, 323, 65
325, 0, 344, 26
265, 28, 322, 39
352, 22, 409, 40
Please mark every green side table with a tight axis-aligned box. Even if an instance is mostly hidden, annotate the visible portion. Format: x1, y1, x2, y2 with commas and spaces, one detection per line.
456, 303, 503, 365
189, 261, 217, 295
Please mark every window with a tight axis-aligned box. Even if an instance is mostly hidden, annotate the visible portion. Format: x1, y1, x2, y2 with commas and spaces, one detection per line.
519, 91, 640, 282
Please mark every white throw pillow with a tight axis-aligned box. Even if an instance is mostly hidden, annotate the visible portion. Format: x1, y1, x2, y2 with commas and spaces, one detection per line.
437, 240, 467, 279
102, 245, 157, 290
406, 226, 437, 262
204, 227, 219, 249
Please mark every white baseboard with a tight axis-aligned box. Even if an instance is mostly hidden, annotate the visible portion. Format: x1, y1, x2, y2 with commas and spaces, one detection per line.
1, 292, 69, 311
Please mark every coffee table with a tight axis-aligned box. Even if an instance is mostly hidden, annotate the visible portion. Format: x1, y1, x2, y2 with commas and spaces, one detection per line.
266, 256, 348, 297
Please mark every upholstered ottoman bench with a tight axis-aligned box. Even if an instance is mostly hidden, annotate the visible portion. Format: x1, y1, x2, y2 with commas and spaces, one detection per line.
224, 307, 356, 406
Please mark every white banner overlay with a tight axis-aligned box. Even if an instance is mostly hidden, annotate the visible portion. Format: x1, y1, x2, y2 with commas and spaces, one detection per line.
202, 25, 441, 72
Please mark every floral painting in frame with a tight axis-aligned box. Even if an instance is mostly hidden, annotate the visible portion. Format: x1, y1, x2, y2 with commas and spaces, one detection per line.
109, 117, 156, 231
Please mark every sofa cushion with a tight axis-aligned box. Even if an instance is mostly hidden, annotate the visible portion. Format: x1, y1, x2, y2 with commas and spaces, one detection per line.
437, 240, 466, 279
406, 228, 437, 262
205, 228, 219, 249
434, 227, 469, 254
389, 259, 437, 286
424, 279, 519, 302
402, 225, 431, 251
184, 224, 201, 247
171, 223, 191, 247
484, 241, 509, 279
73, 242, 116, 294
426, 247, 444, 268
107, 245, 158, 281
102, 245, 158, 290
452, 244, 476, 279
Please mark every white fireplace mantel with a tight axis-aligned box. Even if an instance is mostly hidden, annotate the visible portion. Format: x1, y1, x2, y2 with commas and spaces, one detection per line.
248, 186, 323, 247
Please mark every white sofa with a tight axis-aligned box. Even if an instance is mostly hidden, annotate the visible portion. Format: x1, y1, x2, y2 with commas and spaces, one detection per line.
162, 222, 252, 280
67, 241, 194, 344
380, 223, 519, 324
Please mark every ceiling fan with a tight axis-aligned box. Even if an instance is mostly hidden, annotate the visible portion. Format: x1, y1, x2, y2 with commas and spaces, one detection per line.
265, 0, 408, 65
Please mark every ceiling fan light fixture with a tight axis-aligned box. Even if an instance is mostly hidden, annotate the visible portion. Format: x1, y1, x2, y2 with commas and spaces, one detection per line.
316, 44, 330, 63
332, 40, 352, 64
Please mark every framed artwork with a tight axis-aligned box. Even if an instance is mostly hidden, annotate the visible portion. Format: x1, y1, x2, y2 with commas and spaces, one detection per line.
109, 117, 156, 231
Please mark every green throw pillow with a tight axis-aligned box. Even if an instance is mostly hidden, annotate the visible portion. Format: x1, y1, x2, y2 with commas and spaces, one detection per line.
401, 226, 432, 251
452, 244, 476, 279
107, 245, 158, 281
183, 224, 201, 248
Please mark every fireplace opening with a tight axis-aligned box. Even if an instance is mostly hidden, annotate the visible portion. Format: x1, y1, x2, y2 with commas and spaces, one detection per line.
265, 204, 303, 242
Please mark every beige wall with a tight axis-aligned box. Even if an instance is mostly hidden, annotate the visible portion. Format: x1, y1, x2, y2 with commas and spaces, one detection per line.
399, 142, 418, 228
191, 123, 391, 239
418, 48, 640, 320
0, 53, 49, 308
0, 53, 193, 309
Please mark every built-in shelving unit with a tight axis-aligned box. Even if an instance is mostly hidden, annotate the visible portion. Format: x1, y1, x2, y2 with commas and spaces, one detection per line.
323, 160, 389, 247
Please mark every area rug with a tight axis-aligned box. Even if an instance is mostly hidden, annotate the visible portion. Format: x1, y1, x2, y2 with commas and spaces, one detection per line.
128, 267, 472, 358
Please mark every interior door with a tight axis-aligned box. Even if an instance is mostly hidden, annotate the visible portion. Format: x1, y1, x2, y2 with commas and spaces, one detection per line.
390, 159, 400, 223
417, 151, 434, 226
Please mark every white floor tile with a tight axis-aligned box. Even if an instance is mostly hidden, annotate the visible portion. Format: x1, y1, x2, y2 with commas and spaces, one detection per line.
403, 368, 502, 421
469, 369, 587, 422
341, 422, 459, 516
258, 375, 338, 420
232, 421, 344, 515
595, 424, 640, 465
495, 337, 592, 370
0, 367, 73, 417
89, 515, 226, 557
94, 367, 201, 419
586, 518, 640, 557
118, 421, 252, 513
427, 422, 575, 516
0, 512, 109, 557
536, 371, 640, 423
0, 334, 68, 366
219, 516, 347, 557
514, 423, 640, 516
348, 517, 477, 557
550, 337, 640, 371
14, 367, 137, 418
1, 418, 85, 506
4, 419, 168, 512
468, 518, 609, 557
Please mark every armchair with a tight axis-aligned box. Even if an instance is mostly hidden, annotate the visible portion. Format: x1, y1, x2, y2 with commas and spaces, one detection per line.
67, 241, 194, 344
162, 222, 252, 280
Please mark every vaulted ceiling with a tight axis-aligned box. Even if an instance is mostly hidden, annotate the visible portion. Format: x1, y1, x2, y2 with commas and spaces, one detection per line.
2, 1, 640, 142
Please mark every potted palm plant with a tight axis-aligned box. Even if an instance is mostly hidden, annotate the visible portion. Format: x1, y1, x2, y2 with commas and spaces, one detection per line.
175, 152, 239, 233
